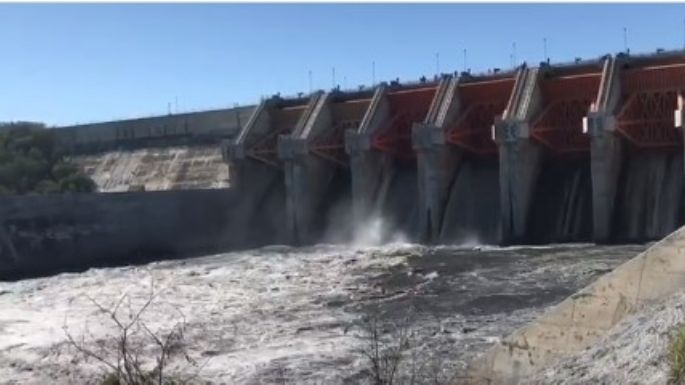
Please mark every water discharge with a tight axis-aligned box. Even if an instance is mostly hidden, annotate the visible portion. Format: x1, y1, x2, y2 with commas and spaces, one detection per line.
0, 242, 646, 384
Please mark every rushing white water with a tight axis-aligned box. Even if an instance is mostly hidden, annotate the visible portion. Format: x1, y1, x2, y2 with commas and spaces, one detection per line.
0, 242, 646, 384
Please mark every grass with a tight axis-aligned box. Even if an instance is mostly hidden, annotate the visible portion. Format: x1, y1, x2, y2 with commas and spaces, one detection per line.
669, 322, 685, 385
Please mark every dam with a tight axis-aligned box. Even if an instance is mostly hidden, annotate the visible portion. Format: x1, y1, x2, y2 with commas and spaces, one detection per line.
3, 49, 685, 384
3, 48, 684, 280
221, 49, 685, 246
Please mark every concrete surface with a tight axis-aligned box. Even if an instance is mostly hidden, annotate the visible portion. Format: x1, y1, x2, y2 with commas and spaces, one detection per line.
71, 144, 229, 192
54, 106, 254, 154
0, 189, 283, 280
495, 68, 543, 244
466, 224, 685, 384
413, 75, 461, 242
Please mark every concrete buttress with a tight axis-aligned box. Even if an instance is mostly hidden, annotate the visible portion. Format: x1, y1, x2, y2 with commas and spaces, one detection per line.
587, 56, 622, 243
495, 67, 543, 244
277, 91, 336, 244
345, 84, 390, 225
412, 75, 461, 242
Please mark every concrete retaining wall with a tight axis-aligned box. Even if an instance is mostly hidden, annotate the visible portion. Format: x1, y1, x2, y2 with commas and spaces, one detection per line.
467, 225, 685, 384
0, 189, 281, 280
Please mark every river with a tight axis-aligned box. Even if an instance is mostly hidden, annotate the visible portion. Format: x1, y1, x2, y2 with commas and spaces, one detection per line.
0, 241, 646, 384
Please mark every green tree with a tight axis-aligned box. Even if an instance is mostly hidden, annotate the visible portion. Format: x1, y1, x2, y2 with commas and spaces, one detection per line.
0, 122, 97, 195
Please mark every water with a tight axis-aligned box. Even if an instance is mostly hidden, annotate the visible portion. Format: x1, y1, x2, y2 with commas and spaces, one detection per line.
0, 242, 646, 384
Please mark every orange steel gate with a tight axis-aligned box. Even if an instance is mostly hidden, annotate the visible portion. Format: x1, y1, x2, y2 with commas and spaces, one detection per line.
371, 86, 437, 159
446, 77, 515, 156
616, 60, 685, 149
245, 106, 306, 167
531, 71, 601, 155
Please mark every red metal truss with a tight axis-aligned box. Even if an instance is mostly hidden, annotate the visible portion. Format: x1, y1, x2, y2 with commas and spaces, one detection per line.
245, 106, 306, 167
445, 78, 515, 156
309, 120, 359, 167
616, 90, 680, 148
371, 112, 417, 160
531, 73, 601, 155
615, 63, 685, 149
245, 125, 294, 167
371, 87, 436, 159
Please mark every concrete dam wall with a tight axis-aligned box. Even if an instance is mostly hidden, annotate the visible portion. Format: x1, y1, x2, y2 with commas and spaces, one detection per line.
224, 51, 685, 246
55, 106, 254, 153
0, 189, 285, 280
54, 105, 253, 192
70, 145, 230, 192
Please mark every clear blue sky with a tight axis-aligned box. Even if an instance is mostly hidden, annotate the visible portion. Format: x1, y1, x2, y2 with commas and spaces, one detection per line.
2, 3, 685, 126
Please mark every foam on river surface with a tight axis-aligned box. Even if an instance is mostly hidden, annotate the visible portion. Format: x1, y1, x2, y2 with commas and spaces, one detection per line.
0, 242, 645, 384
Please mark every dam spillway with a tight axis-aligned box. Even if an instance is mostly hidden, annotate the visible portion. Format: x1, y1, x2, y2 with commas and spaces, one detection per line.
219, 50, 685, 246
43, 49, 685, 251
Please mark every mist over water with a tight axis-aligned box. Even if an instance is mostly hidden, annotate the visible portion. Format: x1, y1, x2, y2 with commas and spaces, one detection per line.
374, 161, 419, 240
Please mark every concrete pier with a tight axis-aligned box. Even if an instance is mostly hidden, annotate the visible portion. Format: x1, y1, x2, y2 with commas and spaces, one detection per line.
346, 81, 438, 238
223, 95, 311, 244
345, 84, 390, 226
587, 56, 623, 243
496, 59, 606, 243
277, 89, 373, 244
413, 71, 518, 243
589, 52, 685, 242
412, 75, 461, 242
494, 67, 543, 244
278, 91, 333, 244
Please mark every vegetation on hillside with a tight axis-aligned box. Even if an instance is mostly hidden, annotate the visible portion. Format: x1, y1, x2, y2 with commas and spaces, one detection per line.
0, 121, 96, 195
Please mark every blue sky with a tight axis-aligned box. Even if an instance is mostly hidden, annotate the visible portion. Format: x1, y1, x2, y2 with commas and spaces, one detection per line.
2, 3, 685, 126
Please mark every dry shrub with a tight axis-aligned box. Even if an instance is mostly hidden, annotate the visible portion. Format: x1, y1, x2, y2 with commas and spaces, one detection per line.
62, 278, 204, 385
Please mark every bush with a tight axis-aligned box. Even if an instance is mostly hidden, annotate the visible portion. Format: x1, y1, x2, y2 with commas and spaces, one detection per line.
358, 311, 457, 385
669, 323, 685, 384
63, 278, 203, 385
